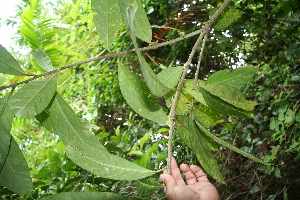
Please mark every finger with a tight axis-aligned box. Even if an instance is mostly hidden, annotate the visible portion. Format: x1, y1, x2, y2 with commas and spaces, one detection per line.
180, 164, 198, 185
170, 157, 185, 185
190, 165, 209, 182
160, 173, 177, 193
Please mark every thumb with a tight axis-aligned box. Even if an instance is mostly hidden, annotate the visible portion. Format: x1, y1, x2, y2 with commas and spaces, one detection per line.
160, 173, 177, 188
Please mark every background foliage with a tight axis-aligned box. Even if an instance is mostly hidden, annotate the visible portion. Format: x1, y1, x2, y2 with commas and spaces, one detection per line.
0, 0, 299, 199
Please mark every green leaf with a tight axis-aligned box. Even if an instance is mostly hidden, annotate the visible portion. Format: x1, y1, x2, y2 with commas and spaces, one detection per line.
92, 0, 122, 50
0, 74, 8, 85
139, 56, 170, 97
188, 114, 226, 184
10, 75, 57, 119
37, 93, 156, 180
185, 88, 208, 106
213, 8, 243, 31
135, 178, 163, 196
31, 48, 53, 71
175, 115, 193, 149
0, 137, 33, 196
120, 0, 152, 43
66, 139, 156, 180
202, 84, 256, 111
120, 0, 169, 97
20, 6, 39, 49
40, 192, 130, 200
176, 91, 192, 115
198, 86, 254, 118
157, 66, 184, 88
0, 44, 26, 76
36, 93, 107, 150
195, 120, 270, 165
206, 66, 256, 88
0, 96, 14, 169
118, 62, 168, 124
194, 106, 221, 127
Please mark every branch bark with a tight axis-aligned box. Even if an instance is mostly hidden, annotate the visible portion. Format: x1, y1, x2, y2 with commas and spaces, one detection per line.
166, 0, 233, 174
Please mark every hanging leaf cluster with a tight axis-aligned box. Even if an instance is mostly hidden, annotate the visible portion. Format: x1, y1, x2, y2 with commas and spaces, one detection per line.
0, 0, 270, 198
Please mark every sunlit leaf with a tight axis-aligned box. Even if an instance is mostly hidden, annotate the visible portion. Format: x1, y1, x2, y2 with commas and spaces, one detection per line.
0, 95, 14, 169
37, 93, 156, 180
202, 84, 256, 111
92, 0, 122, 50
10, 75, 57, 119
185, 88, 208, 106
194, 106, 221, 127
206, 66, 256, 88
31, 48, 53, 71
120, 0, 169, 97
157, 66, 184, 88
20, 7, 39, 49
118, 62, 168, 124
0, 137, 33, 196
139, 56, 170, 97
176, 91, 192, 115
195, 120, 270, 165
0, 44, 25, 76
40, 192, 129, 200
198, 86, 254, 118
188, 114, 226, 184
120, 0, 152, 43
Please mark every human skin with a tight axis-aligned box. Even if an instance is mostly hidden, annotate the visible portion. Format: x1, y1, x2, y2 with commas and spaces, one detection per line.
160, 157, 220, 200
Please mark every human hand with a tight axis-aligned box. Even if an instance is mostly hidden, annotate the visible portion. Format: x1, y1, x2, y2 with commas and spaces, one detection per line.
160, 157, 220, 200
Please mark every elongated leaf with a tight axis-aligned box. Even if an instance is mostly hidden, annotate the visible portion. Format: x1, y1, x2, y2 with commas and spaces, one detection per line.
120, 0, 169, 97
0, 96, 14, 169
185, 88, 208, 106
202, 84, 256, 111
0, 137, 33, 196
139, 56, 170, 97
92, 0, 122, 50
10, 75, 57, 119
66, 139, 156, 180
194, 106, 221, 127
40, 192, 129, 200
175, 115, 192, 149
120, 0, 152, 43
188, 114, 225, 184
20, 7, 39, 49
198, 86, 254, 118
157, 66, 184, 88
176, 91, 192, 115
195, 120, 270, 165
135, 178, 163, 196
36, 93, 156, 180
31, 48, 53, 71
0, 44, 25, 76
206, 66, 256, 88
118, 62, 168, 124
36, 93, 106, 150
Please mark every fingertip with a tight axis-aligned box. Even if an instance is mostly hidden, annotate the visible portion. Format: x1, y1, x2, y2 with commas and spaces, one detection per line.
179, 163, 190, 172
160, 174, 165, 182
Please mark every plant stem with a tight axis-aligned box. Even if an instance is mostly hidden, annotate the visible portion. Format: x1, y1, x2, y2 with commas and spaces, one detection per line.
166, 0, 232, 174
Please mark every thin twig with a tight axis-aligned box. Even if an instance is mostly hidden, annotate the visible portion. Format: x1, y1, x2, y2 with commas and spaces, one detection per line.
246, 14, 300, 24
167, 0, 233, 174
0, 26, 207, 91
194, 33, 208, 84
